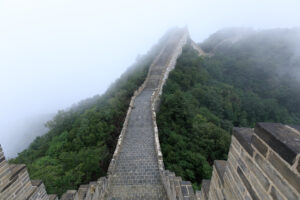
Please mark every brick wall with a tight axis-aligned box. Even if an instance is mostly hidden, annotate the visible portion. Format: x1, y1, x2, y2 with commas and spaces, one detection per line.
0, 144, 56, 200
200, 123, 300, 200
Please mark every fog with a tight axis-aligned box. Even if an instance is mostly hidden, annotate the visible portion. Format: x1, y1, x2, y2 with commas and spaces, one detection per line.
0, 0, 300, 158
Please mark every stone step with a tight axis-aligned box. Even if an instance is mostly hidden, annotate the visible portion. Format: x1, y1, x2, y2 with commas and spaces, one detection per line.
107, 184, 167, 200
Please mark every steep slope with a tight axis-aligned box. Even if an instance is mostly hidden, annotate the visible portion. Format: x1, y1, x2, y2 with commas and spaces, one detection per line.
158, 29, 300, 190
10, 31, 171, 196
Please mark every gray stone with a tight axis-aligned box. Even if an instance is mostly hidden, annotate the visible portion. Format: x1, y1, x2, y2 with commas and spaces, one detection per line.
254, 122, 300, 165
201, 179, 211, 199
232, 128, 254, 156
251, 135, 268, 157
236, 167, 259, 200
243, 155, 270, 191
270, 186, 285, 200
214, 160, 227, 185
297, 159, 300, 173
254, 153, 299, 200
268, 151, 300, 193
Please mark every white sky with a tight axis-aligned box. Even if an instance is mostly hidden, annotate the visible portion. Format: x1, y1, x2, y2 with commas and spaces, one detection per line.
0, 0, 300, 157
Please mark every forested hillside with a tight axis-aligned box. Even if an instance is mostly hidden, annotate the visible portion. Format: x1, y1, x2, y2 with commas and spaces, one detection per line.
157, 29, 300, 190
9, 28, 300, 195
9, 34, 170, 196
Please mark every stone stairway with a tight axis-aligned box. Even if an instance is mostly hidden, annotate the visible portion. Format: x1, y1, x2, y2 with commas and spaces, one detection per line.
0, 27, 197, 200
106, 89, 167, 200
105, 28, 190, 200
58, 27, 195, 200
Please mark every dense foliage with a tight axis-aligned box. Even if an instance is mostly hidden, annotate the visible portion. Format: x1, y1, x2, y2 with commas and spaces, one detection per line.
10, 28, 300, 195
10, 40, 165, 196
158, 30, 300, 190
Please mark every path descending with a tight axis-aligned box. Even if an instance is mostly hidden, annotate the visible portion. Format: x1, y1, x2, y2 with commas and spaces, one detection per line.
106, 89, 166, 200
106, 30, 186, 200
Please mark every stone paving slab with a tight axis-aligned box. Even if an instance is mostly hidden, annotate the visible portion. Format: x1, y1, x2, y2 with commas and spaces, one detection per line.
107, 90, 167, 199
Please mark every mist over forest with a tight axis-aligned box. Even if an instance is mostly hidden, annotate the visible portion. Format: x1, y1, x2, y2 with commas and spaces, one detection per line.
201, 28, 300, 82
7, 27, 300, 195
2, 27, 300, 159
1, 2, 300, 194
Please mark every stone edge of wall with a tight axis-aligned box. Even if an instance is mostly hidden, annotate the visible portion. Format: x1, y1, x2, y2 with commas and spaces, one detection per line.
98, 32, 171, 199
201, 123, 300, 200
150, 29, 189, 199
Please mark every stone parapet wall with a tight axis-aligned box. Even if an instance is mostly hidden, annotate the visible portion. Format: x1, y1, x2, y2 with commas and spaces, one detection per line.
201, 123, 300, 200
149, 28, 200, 200
0, 144, 55, 200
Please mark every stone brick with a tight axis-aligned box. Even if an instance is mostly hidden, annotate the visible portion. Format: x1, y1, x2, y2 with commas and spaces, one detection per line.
226, 161, 246, 196
232, 128, 254, 156
270, 186, 285, 200
251, 135, 268, 157
248, 172, 271, 200
243, 155, 270, 191
237, 157, 249, 175
254, 153, 298, 200
0, 157, 4, 164
237, 167, 259, 200
201, 179, 211, 199
214, 160, 226, 185
254, 123, 300, 165
268, 151, 300, 193
297, 158, 300, 174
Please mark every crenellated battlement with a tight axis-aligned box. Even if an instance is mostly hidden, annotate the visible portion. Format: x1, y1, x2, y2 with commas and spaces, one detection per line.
199, 123, 300, 200
0, 144, 58, 200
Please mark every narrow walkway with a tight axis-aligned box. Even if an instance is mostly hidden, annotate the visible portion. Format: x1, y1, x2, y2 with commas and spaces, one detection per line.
106, 29, 187, 200
107, 89, 167, 200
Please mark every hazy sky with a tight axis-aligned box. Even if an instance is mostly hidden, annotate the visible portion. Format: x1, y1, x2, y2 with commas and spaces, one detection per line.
0, 0, 300, 157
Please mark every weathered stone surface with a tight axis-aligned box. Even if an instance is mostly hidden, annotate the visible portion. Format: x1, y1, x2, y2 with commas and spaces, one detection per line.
270, 186, 285, 200
106, 90, 167, 199
9, 164, 26, 181
237, 167, 259, 200
214, 160, 226, 185
251, 135, 268, 157
255, 122, 300, 165
232, 128, 254, 156
0, 157, 4, 164
254, 153, 299, 200
226, 160, 246, 197
290, 125, 300, 132
49, 194, 58, 200
201, 179, 211, 199
61, 190, 77, 200
243, 154, 270, 191
268, 151, 300, 193
247, 172, 271, 200
297, 158, 300, 173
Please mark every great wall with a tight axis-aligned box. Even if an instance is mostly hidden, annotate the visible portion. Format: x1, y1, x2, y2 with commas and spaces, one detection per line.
0, 27, 299, 200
